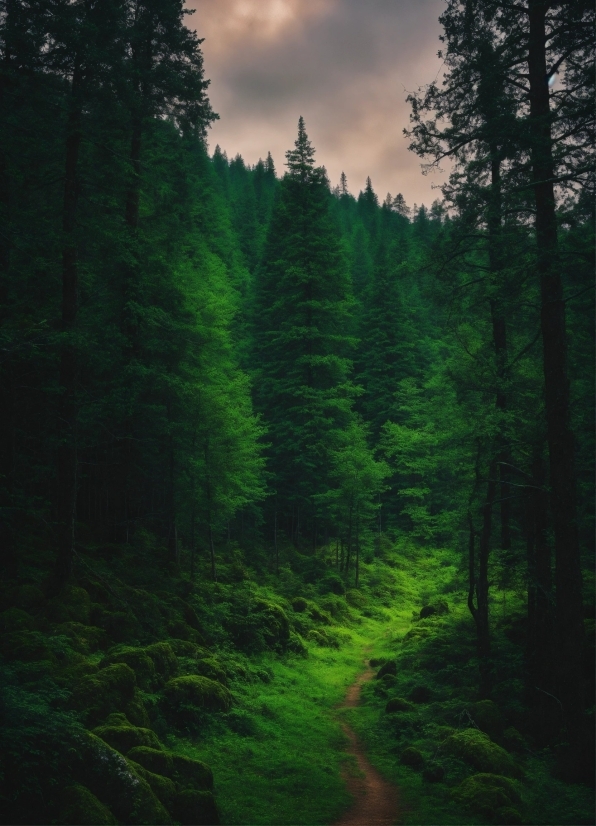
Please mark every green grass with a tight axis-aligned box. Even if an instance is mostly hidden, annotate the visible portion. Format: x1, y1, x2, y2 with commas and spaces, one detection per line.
170, 631, 374, 825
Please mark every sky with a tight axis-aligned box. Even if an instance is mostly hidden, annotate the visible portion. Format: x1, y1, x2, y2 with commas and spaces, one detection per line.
186, 0, 448, 209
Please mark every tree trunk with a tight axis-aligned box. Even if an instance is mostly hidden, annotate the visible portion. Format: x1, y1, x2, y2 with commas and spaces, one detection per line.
525, 450, 558, 744
468, 459, 497, 698
54, 65, 83, 586
527, 0, 584, 770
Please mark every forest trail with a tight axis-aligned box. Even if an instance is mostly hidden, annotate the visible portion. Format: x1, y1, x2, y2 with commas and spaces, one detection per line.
332, 655, 400, 826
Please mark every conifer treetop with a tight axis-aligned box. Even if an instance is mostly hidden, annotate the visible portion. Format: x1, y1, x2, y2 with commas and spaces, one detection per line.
285, 116, 322, 184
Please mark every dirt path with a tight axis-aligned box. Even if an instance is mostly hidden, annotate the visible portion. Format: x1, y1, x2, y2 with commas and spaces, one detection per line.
332, 656, 400, 826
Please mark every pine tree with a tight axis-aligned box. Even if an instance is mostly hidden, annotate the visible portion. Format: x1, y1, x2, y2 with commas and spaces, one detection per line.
253, 117, 356, 544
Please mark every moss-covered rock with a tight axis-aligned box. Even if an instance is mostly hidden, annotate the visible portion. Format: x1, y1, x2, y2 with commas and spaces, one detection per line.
92, 722, 162, 754
190, 656, 227, 685
59, 784, 116, 825
376, 660, 397, 679
71, 731, 172, 825
95, 608, 141, 643
55, 622, 107, 653
168, 638, 209, 658
0, 630, 56, 663
101, 647, 157, 689
385, 697, 414, 713
444, 729, 522, 778
46, 585, 91, 624
124, 688, 150, 727
127, 760, 177, 809
70, 663, 137, 725
400, 746, 425, 770
145, 641, 178, 681
171, 753, 214, 790
452, 773, 522, 819
0, 607, 35, 633
469, 699, 503, 739
127, 747, 174, 778
171, 789, 220, 826
163, 675, 232, 720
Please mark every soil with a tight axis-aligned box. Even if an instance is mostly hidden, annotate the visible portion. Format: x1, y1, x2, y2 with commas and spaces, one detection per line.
332, 657, 401, 826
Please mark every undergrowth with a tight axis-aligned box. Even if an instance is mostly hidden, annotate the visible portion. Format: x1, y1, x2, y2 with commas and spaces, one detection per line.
0, 534, 593, 825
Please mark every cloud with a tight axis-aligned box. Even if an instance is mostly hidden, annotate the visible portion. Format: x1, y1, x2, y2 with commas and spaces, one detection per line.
187, 0, 448, 206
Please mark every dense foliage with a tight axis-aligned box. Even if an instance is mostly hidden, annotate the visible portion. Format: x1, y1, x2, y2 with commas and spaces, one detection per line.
0, 1, 593, 824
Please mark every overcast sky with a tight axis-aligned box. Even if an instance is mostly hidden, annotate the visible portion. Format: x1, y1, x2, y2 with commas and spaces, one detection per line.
186, 0, 448, 208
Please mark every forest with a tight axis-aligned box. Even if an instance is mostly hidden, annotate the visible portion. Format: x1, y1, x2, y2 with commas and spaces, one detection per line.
0, 1, 593, 824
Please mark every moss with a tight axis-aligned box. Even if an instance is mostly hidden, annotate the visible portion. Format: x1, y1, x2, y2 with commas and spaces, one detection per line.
171, 789, 220, 826
498, 807, 523, 825
101, 647, 157, 689
444, 728, 522, 778
192, 656, 227, 685
127, 747, 174, 778
92, 723, 162, 754
145, 641, 178, 681
0, 607, 35, 633
0, 630, 56, 663
369, 657, 388, 668
127, 760, 177, 809
59, 784, 117, 825
168, 638, 209, 658
385, 697, 414, 713
376, 660, 397, 679
124, 689, 150, 727
167, 619, 201, 642
319, 595, 350, 620
71, 731, 172, 825
469, 699, 503, 739
452, 773, 522, 819
291, 597, 308, 612
71, 663, 137, 725
171, 753, 214, 790
164, 675, 233, 717
46, 585, 91, 624
400, 746, 425, 770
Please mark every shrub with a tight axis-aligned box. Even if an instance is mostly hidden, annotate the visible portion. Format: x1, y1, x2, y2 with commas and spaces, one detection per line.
385, 697, 414, 713
375, 660, 397, 679
400, 746, 425, 770
70, 663, 137, 725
